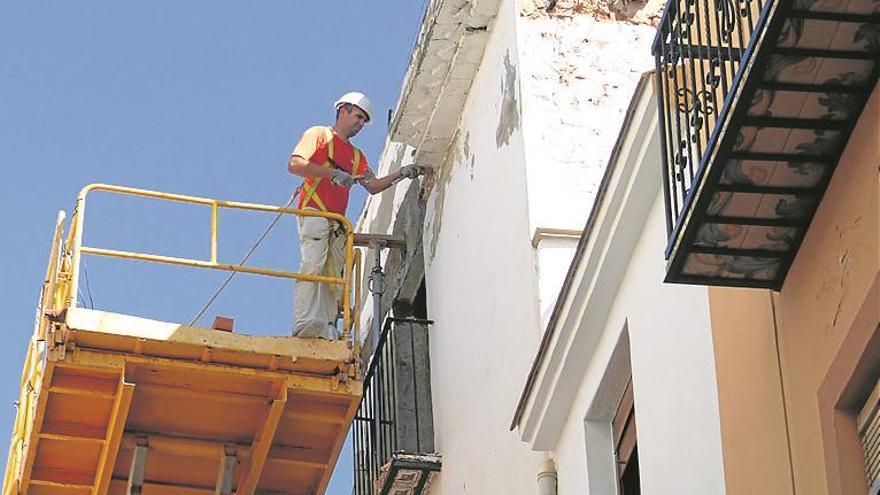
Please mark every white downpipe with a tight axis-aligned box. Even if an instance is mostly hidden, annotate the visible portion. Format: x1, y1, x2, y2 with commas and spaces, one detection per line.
537, 458, 557, 495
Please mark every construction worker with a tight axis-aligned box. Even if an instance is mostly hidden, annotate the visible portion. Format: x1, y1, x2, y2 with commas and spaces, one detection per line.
287, 92, 421, 339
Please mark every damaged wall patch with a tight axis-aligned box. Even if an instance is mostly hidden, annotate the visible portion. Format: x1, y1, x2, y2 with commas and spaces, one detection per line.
496, 51, 520, 148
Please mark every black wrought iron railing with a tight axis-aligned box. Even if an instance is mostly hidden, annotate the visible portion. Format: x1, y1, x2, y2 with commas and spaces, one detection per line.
352, 317, 433, 495
653, 0, 774, 252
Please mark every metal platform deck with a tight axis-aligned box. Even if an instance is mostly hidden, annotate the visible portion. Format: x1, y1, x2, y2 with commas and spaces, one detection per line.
7, 308, 361, 495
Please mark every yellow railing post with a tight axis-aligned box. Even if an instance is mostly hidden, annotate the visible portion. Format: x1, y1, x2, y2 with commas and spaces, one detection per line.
210, 201, 218, 263
350, 249, 363, 370
68, 191, 88, 309
36, 212, 66, 341
341, 232, 354, 338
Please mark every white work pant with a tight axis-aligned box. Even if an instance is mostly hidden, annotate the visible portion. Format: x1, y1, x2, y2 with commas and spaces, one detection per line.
293, 214, 344, 339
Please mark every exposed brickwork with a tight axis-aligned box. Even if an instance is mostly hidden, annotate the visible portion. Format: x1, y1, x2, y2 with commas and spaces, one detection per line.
518, 0, 664, 25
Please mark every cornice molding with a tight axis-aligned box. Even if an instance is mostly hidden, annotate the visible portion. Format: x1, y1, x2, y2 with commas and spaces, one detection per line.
389, 0, 501, 169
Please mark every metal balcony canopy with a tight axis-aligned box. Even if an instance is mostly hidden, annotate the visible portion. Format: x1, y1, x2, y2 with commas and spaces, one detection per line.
654, 0, 879, 288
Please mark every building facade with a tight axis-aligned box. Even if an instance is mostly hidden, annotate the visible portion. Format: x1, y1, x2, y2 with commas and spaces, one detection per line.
353, 0, 880, 493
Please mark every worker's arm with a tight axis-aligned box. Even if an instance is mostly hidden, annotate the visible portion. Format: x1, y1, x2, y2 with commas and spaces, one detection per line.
360, 165, 422, 195
360, 170, 404, 195
288, 127, 340, 180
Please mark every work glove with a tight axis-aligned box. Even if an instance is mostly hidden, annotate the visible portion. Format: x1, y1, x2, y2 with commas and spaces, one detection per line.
331, 169, 355, 188
399, 164, 422, 180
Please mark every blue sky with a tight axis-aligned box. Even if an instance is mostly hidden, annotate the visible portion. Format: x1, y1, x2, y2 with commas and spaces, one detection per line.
0, 2, 426, 492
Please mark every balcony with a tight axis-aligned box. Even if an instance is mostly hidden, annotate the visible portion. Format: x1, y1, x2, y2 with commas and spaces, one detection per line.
352, 318, 440, 495
654, 0, 879, 288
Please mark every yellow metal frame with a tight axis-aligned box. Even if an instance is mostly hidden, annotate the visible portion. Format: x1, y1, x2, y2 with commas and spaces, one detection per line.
34, 212, 67, 342
3, 341, 48, 495
3, 183, 367, 495
63, 183, 359, 338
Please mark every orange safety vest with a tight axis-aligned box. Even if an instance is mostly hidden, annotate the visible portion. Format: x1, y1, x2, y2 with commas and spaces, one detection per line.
298, 128, 364, 212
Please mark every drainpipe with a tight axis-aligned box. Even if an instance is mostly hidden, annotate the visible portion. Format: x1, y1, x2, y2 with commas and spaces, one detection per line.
537, 458, 557, 495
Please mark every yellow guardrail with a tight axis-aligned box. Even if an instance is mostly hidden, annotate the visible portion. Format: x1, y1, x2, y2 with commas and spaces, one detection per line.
3, 340, 40, 495
61, 183, 359, 339
3, 184, 365, 495
34, 212, 66, 342
3, 211, 68, 495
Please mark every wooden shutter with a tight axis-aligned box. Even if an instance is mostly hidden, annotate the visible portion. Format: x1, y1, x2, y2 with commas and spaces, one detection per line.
613, 379, 640, 494
859, 379, 880, 495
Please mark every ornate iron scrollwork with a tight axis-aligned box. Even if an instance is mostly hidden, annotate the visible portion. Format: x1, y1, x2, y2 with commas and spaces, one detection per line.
654, 0, 764, 233
705, 57, 722, 89
674, 143, 689, 182
676, 87, 715, 143
716, 0, 737, 41
680, 0, 698, 40
716, 0, 756, 41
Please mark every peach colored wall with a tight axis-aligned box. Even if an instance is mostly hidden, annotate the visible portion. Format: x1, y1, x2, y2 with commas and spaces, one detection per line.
707, 287, 794, 494
709, 81, 880, 495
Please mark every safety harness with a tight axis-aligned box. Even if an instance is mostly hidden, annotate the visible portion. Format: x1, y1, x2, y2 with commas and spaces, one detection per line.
297, 127, 363, 287
298, 127, 363, 212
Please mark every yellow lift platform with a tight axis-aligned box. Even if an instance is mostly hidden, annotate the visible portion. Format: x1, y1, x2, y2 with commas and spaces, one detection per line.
4, 185, 365, 495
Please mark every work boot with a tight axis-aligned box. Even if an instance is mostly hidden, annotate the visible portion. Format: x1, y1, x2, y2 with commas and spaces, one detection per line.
293, 319, 339, 340
323, 324, 340, 340
293, 318, 325, 338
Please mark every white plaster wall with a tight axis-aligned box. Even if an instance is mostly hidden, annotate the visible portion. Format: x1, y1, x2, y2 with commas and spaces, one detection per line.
358, 3, 693, 493
536, 238, 579, 326
421, 0, 546, 492
514, 11, 656, 331
553, 195, 727, 494
516, 13, 656, 232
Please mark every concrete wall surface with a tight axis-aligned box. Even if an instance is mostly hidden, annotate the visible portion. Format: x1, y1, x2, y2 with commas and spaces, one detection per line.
707, 286, 796, 494
357, 0, 714, 492
355, 139, 419, 343
514, 5, 657, 325
512, 78, 727, 494
419, 0, 548, 492
553, 195, 727, 495
708, 82, 880, 495
516, 8, 655, 233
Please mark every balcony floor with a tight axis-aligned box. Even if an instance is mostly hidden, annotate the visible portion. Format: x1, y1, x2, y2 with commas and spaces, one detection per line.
666, 0, 879, 288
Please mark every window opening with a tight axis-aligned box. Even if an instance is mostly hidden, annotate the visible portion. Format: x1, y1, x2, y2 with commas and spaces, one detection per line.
613, 379, 640, 495
858, 378, 880, 494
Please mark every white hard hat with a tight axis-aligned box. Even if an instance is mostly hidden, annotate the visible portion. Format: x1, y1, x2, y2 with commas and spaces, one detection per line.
334, 92, 373, 122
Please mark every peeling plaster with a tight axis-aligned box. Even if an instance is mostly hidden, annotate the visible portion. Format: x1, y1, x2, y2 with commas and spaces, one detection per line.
496, 52, 520, 148
515, 8, 655, 231
427, 131, 469, 262
462, 131, 476, 180
815, 215, 863, 333
381, 181, 427, 316
369, 144, 410, 236
389, 0, 500, 169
